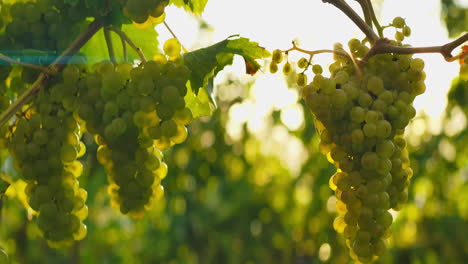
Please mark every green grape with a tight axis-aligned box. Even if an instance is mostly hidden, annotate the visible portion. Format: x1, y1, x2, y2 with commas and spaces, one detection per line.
297, 57, 308, 68
296, 73, 307, 86
402, 26, 411, 37
272, 49, 283, 63
269, 62, 278, 73
395, 31, 404, 42
282, 62, 292, 75
358, 93, 373, 108
392, 17, 405, 28
163, 38, 181, 57
367, 76, 384, 95
350, 106, 365, 123
312, 64, 323, 74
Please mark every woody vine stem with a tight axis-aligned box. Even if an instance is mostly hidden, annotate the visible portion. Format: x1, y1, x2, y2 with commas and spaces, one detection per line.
322, 0, 467, 61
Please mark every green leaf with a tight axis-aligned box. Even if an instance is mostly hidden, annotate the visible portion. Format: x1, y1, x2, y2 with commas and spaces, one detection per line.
184, 83, 215, 118
183, 36, 270, 95
81, 24, 159, 65
170, 0, 208, 15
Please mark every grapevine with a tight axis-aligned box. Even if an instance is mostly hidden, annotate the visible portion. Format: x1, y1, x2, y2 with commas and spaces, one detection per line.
0, 0, 465, 262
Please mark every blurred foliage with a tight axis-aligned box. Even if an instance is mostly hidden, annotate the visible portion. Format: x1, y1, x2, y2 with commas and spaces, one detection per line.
440, 0, 467, 38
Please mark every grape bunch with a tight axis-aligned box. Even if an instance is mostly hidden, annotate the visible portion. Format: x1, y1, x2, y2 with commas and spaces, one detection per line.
8, 74, 88, 248
123, 0, 169, 24
271, 23, 425, 263
2, 0, 91, 52
75, 40, 192, 217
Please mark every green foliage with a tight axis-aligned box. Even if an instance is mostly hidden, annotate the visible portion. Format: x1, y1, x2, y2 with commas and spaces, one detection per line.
183, 36, 270, 94
440, 0, 467, 38
170, 0, 209, 15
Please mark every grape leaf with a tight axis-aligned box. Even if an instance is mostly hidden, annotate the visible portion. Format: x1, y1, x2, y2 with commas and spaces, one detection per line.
81, 24, 159, 65
170, 0, 208, 15
185, 83, 215, 118
183, 36, 270, 96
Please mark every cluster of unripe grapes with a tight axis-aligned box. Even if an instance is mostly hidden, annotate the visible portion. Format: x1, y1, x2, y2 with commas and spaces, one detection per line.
4, 37, 192, 244
390, 17, 411, 42
123, 0, 169, 24
77, 47, 192, 217
8, 76, 88, 248
270, 19, 425, 263
1, 0, 90, 52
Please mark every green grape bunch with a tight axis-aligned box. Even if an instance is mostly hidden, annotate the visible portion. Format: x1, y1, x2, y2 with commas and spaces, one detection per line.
2, 0, 91, 52
75, 39, 192, 218
271, 19, 425, 263
8, 72, 88, 248
5, 36, 193, 245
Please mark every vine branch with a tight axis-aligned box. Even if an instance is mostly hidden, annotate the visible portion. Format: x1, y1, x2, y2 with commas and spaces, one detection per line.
322, 0, 379, 43
0, 20, 103, 128
322, 0, 467, 61
365, 33, 468, 61
106, 26, 147, 63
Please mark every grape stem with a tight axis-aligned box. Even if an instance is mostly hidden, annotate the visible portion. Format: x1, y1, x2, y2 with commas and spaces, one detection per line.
0, 20, 104, 128
323, 0, 467, 60
0, 54, 53, 74
283, 42, 362, 76
283, 43, 351, 60
364, 33, 468, 61
104, 28, 116, 63
106, 26, 147, 63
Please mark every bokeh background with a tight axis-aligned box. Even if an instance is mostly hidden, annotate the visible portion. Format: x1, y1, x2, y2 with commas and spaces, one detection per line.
1, 0, 468, 263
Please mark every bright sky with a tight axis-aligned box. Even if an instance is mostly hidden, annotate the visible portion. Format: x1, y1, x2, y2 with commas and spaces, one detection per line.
158, 0, 461, 140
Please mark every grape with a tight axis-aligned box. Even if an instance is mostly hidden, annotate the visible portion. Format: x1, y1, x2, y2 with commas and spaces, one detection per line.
269, 62, 278, 73
402, 26, 411, 37
272, 49, 283, 63
392, 17, 405, 28
367, 76, 384, 95
296, 73, 307, 86
282, 62, 292, 75
164, 38, 181, 57
297, 57, 308, 68
312, 64, 323, 74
